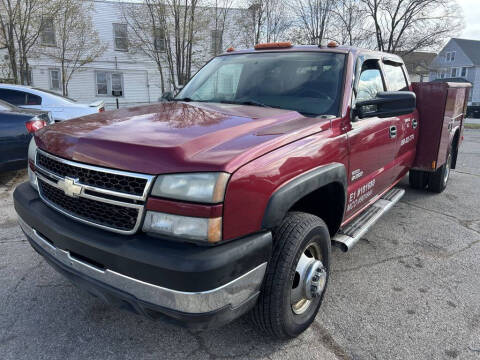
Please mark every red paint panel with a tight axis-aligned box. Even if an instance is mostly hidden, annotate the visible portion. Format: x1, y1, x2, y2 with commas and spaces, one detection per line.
146, 197, 223, 218
223, 122, 348, 240
412, 82, 470, 171
34, 101, 332, 176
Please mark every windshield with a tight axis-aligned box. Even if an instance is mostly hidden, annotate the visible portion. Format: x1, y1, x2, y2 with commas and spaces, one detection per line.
176, 52, 345, 117
33, 88, 77, 103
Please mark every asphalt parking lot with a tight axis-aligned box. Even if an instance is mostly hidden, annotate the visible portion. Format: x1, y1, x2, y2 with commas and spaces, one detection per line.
1, 129, 479, 360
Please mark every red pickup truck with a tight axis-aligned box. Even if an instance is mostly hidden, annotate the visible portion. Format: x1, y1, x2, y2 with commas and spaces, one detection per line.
14, 43, 470, 339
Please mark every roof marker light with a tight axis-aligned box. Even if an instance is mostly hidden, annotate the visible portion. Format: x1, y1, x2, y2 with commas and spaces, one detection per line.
226, 47, 235, 52
254, 42, 292, 50
327, 41, 338, 48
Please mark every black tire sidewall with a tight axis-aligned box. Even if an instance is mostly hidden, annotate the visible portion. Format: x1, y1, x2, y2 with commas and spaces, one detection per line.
276, 219, 331, 337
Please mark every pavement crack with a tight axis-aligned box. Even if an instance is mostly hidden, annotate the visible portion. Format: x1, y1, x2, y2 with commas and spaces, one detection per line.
333, 254, 413, 273
453, 170, 480, 177
402, 201, 480, 237
310, 322, 352, 360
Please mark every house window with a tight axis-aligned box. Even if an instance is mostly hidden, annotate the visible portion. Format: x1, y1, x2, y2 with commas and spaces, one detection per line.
96, 72, 124, 96
49, 69, 61, 90
461, 67, 467, 77
210, 30, 223, 56
451, 68, 458, 77
113, 24, 128, 51
446, 51, 456, 62
154, 28, 166, 52
41, 19, 56, 46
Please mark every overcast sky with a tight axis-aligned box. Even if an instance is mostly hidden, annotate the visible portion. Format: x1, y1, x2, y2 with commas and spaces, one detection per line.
457, 0, 480, 40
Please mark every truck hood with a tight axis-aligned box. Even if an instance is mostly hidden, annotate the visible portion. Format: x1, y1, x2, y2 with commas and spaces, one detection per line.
35, 102, 329, 174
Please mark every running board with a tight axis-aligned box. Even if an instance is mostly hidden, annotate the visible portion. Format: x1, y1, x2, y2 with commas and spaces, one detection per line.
332, 188, 405, 252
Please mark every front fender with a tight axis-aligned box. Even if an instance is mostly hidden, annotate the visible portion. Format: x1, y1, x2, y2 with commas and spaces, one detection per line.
261, 163, 347, 229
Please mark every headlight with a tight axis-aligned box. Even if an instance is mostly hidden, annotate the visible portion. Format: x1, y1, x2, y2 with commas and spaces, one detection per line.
28, 137, 38, 191
143, 211, 222, 243
151, 172, 229, 203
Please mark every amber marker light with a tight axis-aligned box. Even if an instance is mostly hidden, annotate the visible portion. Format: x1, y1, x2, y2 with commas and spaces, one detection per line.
254, 42, 292, 50
226, 47, 235, 52
208, 217, 223, 243
327, 41, 339, 47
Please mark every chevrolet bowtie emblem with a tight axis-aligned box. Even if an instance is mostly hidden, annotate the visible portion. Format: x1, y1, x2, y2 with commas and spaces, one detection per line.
57, 177, 82, 198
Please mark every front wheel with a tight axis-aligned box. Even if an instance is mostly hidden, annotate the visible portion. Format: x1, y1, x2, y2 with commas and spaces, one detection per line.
251, 212, 331, 338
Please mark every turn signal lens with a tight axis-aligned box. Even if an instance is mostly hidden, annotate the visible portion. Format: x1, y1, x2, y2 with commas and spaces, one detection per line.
143, 211, 222, 243
25, 118, 46, 133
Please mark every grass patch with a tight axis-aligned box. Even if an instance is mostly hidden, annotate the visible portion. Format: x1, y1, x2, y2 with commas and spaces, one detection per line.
465, 123, 480, 129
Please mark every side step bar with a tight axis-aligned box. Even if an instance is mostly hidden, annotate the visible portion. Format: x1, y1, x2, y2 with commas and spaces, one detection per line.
332, 188, 405, 252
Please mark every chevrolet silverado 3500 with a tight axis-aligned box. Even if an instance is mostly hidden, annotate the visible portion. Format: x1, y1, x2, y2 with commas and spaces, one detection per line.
14, 43, 470, 339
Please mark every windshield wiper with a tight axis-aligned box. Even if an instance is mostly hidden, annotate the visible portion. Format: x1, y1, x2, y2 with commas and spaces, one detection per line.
173, 97, 195, 102
218, 99, 270, 108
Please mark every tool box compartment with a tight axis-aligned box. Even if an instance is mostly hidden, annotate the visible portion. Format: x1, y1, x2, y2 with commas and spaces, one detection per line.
412, 82, 471, 172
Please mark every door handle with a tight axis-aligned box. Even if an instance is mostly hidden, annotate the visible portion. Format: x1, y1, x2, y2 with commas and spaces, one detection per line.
389, 126, 397, 139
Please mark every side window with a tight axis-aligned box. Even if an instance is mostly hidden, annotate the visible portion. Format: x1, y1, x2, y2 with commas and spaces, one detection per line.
0, 89, 27, 106
383, 63, 408, 91
27, 93, 42, 105
356, 64, 384, 103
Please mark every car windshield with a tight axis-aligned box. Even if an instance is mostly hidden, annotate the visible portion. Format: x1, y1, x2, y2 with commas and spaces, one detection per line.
176, 52, 345, 117
32, 88, 77, 103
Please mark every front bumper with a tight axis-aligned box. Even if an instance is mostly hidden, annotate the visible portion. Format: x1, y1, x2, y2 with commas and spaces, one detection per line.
14, 182, 272, 329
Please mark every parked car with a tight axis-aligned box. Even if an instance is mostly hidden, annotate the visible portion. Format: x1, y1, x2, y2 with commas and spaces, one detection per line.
0, 99, 51, 172
14, 43, 470, 338
0, 84, 105, 122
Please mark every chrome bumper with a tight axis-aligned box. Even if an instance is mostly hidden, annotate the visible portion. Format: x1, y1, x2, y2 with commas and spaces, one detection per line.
18, 216, 267, 314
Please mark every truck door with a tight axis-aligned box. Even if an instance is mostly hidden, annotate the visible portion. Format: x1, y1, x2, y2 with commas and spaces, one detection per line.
381, 61, 418, 181
345, 59, 397, 218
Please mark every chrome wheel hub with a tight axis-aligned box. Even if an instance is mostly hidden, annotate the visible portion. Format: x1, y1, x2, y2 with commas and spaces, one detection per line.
291, 243, 326, 315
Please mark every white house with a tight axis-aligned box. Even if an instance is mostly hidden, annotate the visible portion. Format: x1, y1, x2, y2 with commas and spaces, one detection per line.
24, 0, 248, 109
429, 38, 480, 106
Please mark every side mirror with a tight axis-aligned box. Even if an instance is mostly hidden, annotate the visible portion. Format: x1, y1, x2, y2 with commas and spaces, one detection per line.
161, 91, 173, 101
355, 91, 416, 119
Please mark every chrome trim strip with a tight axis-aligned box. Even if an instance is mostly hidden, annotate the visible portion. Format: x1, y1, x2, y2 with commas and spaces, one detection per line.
36, 172, 143, 209
35, 164, 146, 202
35, 148, 155, 200
18, 217, 267, 313
37, 180, 145, 235
34, 149, 155, 235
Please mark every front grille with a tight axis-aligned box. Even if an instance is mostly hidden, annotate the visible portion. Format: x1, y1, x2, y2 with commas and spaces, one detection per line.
39, 180, 139, 232
34, 150, 154, 234
36, 152, 147, 196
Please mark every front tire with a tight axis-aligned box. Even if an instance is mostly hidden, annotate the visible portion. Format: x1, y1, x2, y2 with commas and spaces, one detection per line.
251, 212, 331, 339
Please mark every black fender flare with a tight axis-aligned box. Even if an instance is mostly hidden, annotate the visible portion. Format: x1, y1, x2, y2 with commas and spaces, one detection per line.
261, 163, 348, 229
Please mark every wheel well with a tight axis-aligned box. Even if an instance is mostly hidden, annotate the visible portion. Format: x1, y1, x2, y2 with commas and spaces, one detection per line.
451, 129, 460, 169
289, 182, 345, 236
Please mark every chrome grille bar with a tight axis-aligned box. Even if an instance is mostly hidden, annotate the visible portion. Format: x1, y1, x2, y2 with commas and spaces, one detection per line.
34, 149, 155, 235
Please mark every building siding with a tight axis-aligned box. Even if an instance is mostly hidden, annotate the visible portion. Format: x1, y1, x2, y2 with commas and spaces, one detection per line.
22, 0, 247, 109
429, 39, 480, 105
